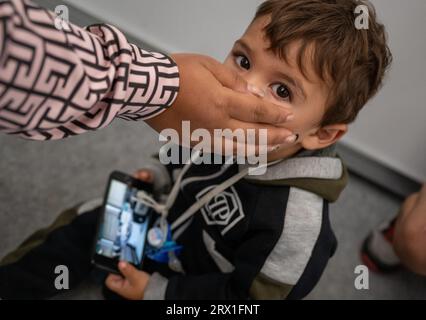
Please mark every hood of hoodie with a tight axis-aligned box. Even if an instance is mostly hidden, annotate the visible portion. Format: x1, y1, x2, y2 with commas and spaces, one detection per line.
241, 145, 348, 203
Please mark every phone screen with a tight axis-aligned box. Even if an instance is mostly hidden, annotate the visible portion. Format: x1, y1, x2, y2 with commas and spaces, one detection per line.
95, 178, 150, 267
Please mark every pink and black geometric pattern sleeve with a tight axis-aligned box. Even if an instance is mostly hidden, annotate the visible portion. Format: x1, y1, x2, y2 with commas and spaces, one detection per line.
0, 0, 180, 140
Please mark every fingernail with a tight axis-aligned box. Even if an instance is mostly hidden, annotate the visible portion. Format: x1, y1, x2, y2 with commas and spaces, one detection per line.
285, 134, 299, 143
286, 114, 295, 122
119, 261, 127, 269
268, 145, 281, 152
246, 83, 253, 93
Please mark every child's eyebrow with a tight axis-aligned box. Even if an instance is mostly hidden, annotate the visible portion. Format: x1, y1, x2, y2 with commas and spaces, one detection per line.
235, 39, 253, 55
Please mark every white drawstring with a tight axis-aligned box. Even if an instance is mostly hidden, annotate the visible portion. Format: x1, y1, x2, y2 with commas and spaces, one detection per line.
133, 150, 202, 244
134, 150, 201, 219
134, 150, 268, 242
134, 191, 168, 216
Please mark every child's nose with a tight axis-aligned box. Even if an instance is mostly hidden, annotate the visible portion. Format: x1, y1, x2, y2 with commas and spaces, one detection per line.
247, 83, 266, 98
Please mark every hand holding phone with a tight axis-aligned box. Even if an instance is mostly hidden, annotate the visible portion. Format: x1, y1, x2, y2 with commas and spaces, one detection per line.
105, 261, 150, 300
92, 171, 154, 274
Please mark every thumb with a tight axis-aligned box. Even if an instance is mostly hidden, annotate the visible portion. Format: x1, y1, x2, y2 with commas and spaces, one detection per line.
203, 58, 248, 93
105, 273, 124, 291
118, 261, 140, 284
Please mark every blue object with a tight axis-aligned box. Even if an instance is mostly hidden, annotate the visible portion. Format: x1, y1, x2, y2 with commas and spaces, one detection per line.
146, 222, 182, 264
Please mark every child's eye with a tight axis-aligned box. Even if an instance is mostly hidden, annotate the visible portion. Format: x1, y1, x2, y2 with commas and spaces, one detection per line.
235, 55, 250, 70
271, 83, 292, 101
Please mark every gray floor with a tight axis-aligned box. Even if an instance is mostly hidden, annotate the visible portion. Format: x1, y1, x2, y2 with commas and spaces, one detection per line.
1, 0, 425, 300
1, 120, 426, 300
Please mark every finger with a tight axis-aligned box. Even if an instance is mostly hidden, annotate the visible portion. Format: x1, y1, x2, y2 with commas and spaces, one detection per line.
217, 137, 269, 158
133, 170, 153, 183
226, 119, 297, 147
207, 123, 297, 158
225, 89, 293, 124
105, 274, 124, 292
118, 261, 140, 285
401, 193, 420, 217
213, 137, 294, 159
203, 58, 248, 93
108, 273, 123, 282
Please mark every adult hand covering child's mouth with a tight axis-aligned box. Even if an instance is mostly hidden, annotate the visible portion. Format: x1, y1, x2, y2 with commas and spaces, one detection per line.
0, 0, 295, 154
146, 54, 295, 154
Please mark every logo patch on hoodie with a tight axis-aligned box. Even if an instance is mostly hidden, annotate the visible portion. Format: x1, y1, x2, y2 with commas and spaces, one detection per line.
196, 186, 245, 235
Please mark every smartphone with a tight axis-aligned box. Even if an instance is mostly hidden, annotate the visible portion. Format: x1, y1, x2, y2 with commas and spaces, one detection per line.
92, 171, 153, 274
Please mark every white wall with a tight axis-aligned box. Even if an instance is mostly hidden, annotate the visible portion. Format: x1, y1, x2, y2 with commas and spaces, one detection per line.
67, 0, 426, 182
343, 0, 426, 182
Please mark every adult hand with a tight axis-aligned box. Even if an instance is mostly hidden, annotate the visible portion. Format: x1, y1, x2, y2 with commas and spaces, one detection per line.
146, 54, 296, 155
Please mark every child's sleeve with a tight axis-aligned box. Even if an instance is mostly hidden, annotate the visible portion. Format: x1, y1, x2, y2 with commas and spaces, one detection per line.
0, 0, 179, 140
249, 188, 338, 300
250, 210, 337, 300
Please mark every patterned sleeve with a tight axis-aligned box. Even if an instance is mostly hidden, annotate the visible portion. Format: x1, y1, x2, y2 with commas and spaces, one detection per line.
0, 0, 179, 140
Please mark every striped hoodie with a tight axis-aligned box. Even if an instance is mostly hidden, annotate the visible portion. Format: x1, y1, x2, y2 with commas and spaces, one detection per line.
142, 146, 348, 300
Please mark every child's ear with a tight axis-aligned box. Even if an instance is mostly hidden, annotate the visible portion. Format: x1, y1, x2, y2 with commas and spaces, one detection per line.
301, 124, 348, 150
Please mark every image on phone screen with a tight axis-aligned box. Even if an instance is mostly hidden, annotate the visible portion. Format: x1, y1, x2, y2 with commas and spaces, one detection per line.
95, 179, 150, 266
